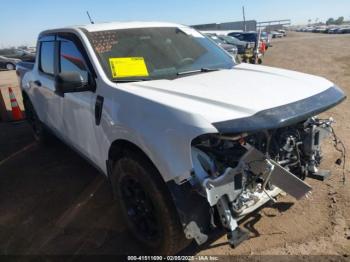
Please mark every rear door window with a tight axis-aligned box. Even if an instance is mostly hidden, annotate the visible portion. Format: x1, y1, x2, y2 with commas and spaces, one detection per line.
39, 41, 55, 75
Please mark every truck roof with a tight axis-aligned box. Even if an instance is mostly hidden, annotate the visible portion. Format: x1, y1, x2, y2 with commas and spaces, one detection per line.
41, 21, 186, 35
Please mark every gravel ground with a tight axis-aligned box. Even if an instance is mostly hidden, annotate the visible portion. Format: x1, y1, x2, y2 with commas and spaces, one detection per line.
0, 32, 349, 257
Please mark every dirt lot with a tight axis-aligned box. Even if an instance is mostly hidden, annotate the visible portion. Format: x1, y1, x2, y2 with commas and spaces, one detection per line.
0, 32, 349, 257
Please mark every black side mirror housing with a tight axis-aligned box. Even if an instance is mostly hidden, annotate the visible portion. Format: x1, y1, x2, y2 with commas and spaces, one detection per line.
55, 72, 86, 95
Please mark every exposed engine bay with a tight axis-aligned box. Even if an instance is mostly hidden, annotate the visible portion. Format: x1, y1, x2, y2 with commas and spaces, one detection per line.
189, 117, 343, 247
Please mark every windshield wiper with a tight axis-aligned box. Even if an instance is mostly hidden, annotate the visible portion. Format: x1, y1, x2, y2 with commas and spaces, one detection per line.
176, 68, 220, 76
111, 78, 151, 83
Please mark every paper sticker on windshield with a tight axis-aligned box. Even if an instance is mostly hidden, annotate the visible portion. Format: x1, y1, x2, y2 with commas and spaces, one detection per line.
179, 27, 204, 38
109, 57, 149, 78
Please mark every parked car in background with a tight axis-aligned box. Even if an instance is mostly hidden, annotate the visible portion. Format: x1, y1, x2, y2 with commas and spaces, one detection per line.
0, 55, 21, 70
199, 31, 257, 50
227, 32, 258, 47
227, 31, 264, 63
306, 27, 314, 32
323, 26, 350, 34
335, 28, 344, 34
218, 34, 259, 63
201, 31, 256, 63
204, 34, 238, 57
338, 27, 350, 34
216, 35, 250, 54
277, 29, 287, 36
270, 31, 283, 38
314, 26, 327, 33
26, 47, 37, 54
0, 48, 35, 62
328, 27, 340, 34
296, 25, 350, 34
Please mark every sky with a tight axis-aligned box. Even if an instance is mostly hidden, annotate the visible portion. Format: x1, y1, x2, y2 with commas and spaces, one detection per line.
0, 0, 349, 47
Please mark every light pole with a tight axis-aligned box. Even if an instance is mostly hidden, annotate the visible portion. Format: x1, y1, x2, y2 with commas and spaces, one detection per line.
242, 6, 247, 32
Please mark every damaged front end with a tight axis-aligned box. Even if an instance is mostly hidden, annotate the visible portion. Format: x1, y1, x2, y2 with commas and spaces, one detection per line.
176, 117, 344, 248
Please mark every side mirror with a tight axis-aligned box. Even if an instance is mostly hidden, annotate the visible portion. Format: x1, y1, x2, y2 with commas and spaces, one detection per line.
55, 72, 86, 95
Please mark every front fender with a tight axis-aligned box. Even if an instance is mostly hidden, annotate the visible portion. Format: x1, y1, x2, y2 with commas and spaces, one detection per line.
101, 85, 217, 183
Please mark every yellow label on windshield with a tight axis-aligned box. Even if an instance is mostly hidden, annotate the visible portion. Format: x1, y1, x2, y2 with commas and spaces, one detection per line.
109, 57, 149, 78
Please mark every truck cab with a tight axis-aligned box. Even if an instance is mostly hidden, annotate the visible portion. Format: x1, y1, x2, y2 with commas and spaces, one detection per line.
17, 21, 346, 255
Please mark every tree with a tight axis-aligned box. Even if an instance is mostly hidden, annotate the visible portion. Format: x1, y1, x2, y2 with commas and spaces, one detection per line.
326, 18, 335, 25
335, 16, 344, 25
18, 45, 28, 50
327, 16, 344, 25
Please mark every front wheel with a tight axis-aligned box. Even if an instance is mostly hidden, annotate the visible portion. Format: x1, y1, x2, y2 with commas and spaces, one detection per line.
111, 151, 191, 254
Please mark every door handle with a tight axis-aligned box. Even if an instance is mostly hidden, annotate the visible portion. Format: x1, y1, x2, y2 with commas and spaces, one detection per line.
33, 80, 42, 87
95, 95, 104, 126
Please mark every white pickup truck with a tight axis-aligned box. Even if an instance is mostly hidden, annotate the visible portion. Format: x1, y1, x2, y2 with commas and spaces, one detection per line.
17, 21, 346, 254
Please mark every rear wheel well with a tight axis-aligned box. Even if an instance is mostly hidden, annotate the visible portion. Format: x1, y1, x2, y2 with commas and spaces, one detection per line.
22, 91, 29, 116
22, 91, 29, 102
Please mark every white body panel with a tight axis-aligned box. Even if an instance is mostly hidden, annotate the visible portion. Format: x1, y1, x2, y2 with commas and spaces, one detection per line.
126, 63, 332, 123
19, 22, 339, 183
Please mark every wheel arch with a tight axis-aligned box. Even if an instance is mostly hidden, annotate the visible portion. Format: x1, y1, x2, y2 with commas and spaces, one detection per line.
108, 138, 197, 253
21, 90, 30, 113
22, 90, 29, 101
107, 138, 212, 243
107, 138, 182, 223
107, 139, 161, 179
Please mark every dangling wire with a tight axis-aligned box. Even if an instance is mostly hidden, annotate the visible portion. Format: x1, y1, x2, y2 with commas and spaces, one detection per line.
330, 127, 346, 184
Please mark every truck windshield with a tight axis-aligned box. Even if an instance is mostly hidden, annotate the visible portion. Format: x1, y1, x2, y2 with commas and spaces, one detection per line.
85, 27, 235, 81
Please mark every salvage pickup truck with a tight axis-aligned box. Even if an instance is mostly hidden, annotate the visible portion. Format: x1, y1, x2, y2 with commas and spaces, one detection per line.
17, 22, 346, 255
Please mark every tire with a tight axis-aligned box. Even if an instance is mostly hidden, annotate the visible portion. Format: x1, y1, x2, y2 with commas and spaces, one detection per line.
6, 63, 15, 70
249, 58, 256, 64
111, 150, 190, 255
23, 96, 53, 144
